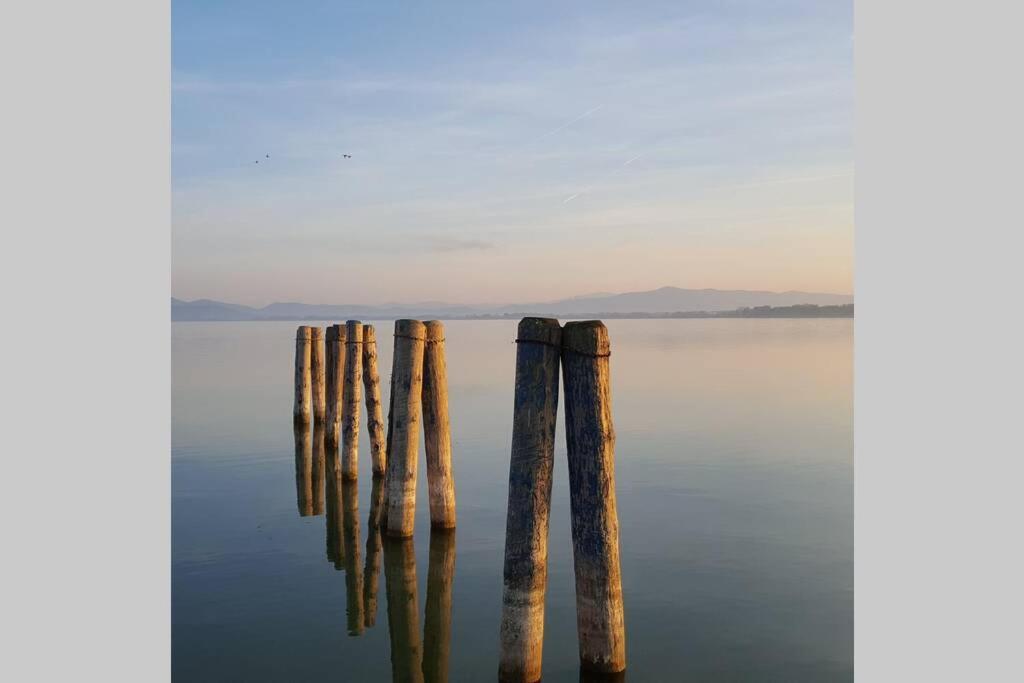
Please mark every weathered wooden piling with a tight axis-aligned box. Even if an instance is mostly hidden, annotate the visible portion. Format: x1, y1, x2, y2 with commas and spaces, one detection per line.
423, 529, 456, 683
363, 475, 386, 628
311, 327, 327, 424
499, 317, 563, 683
422, 321, 457, 529
561, 321, 626, 675
293, 422, 313, 517
312, 424, 326, 516
341, 321, 363, 479
294, 326, 313, 423
385, 319, 427, 537
362, 324, 388, 477
384, 536, 423, 683
342, 479, 364, 635
325, 324, 347, 444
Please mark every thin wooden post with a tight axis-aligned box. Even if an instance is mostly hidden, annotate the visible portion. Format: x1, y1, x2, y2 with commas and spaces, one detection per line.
362, 324, 388, 477
423, 321, 456, 529
499, 317, 562, 683
384, 536, 423, 683
423, 529, 456, 683
343, 479, 364, 635
341, 321, 363, 479
293, 422, 313, 517
311, 326, 327, 423
385, 319, 426, 537
294, 326, 313, 423
561, 321, 626, 675
326, 324, 346, 444
363, 475, 386, 628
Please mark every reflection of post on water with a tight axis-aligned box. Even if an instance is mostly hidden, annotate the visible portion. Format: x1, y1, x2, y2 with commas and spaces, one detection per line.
422, 529, 456, 683
325, 440, 344, 569
311, 424, 326, 516
293, 423, 313, 517
384, 536, 423, 683
342, 479, 364, 635
363, 476, 386, 628
578, 670, 626, 683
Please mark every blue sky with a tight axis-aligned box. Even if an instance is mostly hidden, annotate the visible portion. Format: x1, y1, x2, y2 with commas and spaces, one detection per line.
173, 1, 852, 306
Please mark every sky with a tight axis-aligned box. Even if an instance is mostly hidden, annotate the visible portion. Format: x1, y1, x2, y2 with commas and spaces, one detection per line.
172, 0, 852, 307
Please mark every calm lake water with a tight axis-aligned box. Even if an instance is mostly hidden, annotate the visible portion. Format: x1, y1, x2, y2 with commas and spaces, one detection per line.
172, 319, 852, 682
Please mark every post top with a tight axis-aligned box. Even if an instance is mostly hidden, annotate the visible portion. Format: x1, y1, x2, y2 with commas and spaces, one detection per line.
562, 320, 610, 357
394, 319, 427, 338
516, 317, 562, 346
325, 326, 337, 341
363, 324, 376, 341
296, 326, 312, 339
310, 326, 324, 339
424, 320, 445, 340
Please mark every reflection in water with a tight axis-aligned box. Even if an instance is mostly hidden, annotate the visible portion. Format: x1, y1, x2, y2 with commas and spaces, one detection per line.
364, 476, 386, 628
385, 536, 423, 683
423, 530, 455, 683
343, 479, 364, 635
293, 423, 313, 517
579, 670, 626, 683
325, 441, 344, 568
311, 425, 325, 516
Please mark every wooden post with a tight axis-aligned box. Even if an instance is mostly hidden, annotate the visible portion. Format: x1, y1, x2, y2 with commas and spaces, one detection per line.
422, 321, 456, 529
342, 479, 364, 635
294, 326, 313, 424
499, 317, 562, 683
423, 529, 456, 683
341, 321, 363, 480
362, 324, 388, 477
325, 439, 344, 568
384, 536, 423, 683
363, 475, 386, 628
561, 321, 626, 675
312, 424, 326, 516
385, 319, 426, 538
325, 324, 347, 444
293, 422, 313, 517
311, 327, 327, 424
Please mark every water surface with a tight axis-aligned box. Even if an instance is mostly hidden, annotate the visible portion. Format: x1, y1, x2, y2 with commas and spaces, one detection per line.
173, 319, 852, 681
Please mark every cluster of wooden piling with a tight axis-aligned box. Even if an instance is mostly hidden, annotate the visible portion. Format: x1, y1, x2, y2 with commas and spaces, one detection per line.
295, 319, 456, 533
499, 318, 626, 682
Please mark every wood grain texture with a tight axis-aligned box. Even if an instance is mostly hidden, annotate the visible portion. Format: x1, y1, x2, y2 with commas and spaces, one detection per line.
422, 321, 457, 529
561, 321, 626, 674
499, 317, 562, 683
311, 326, 327, 423
341, 321, 363, 479
423, 529, 456, 683
362, 325, 388, 476
384, 536, 424, 683
294, 326, 312, 423
325, 324, 347, 444
385, 320, 426, 537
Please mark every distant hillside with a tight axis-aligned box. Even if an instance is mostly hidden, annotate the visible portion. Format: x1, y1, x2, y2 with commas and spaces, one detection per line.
172, 287, 853, 321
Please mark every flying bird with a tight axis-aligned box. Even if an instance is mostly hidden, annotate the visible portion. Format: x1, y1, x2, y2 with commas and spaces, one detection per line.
342, 154, 352, 159
265, 154, 270, 159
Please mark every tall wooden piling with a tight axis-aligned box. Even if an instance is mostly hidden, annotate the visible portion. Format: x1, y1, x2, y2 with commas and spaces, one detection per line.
561, 321, 626, 675
363, 475, 386, 628
362, 324, 388, 477
294, 422, 313, 517
385, 320, 427, 537
342, 479, 364, 635
499, 317, 563, 683
294, 326, 313, 423
341, 321, 363, 480
311, 327, 327, 424
325, 324, 347, 444
422, 321, 456, 529
423, 529, 456, 683
384, 536, 423, 683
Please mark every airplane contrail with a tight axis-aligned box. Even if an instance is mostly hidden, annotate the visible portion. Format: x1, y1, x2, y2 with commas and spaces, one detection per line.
531, 104, 605, 145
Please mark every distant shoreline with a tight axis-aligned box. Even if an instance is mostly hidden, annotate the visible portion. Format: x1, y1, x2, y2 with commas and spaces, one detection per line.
173, 303, 853, 322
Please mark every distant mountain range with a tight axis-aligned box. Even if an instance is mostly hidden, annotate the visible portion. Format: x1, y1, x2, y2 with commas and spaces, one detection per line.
172, 286, 853, 321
